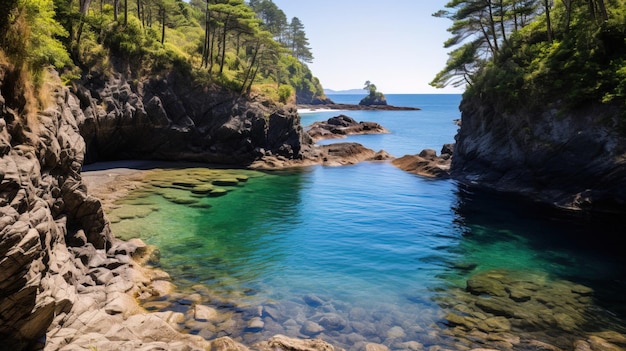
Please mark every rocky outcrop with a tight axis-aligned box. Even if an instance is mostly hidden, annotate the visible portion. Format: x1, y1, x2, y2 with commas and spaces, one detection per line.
307, 115, 390, 141
452, 96, 626, 212
250, 142, 393, 169
0, 65, 115, 347
359, 93, 387, 106
74, 70, 312, 166
392, 144, 454, 178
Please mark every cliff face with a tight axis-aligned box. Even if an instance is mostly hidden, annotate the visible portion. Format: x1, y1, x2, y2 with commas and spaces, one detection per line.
0, 65, 112, 347
0, 61, 319, 348
74, 70, 313, 165
451, 96, 626, 212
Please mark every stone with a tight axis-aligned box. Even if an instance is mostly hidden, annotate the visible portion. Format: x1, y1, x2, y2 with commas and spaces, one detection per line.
247, 317, 265, 332
366, 343, 390, 351
301, 321, 325, 336
480, 316, 511, 332
257, 334, 336, 351
592, 331, 626, 346
587, 336, 623, 351
386, 326, 406, 339
194, 304, 218, 322
466, 275, 508, 297
318, 313, 348, 331
303, 294, 325, 307
399, 341, 424, 351
211, 336, 250, 351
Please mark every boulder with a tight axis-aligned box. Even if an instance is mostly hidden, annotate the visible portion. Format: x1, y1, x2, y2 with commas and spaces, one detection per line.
392, 147, 452, 178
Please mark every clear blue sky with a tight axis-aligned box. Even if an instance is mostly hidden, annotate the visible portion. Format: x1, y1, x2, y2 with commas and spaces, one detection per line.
271, 0, 463, 94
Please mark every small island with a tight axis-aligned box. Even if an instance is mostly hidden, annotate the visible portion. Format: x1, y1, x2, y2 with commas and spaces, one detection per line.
298, 81, 418, 111
359, 81, 388, 106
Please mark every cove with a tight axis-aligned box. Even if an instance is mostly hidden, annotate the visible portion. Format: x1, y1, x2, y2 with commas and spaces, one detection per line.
107, 95, 626, 350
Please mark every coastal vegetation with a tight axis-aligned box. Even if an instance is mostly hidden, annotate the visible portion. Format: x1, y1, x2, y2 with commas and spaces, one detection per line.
0, 0, 327, 106
432, 0, 626, 117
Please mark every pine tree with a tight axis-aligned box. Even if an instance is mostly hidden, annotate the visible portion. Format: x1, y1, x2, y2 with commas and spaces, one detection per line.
287, 16, 313, 63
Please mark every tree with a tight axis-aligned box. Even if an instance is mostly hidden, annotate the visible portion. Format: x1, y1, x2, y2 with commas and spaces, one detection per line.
287, 16, 313, 63
360, 80, 386, 106
364, 80, 377, 96
210, 0, 260, 73
431, 0, 543, 88
249, 0, 287, 41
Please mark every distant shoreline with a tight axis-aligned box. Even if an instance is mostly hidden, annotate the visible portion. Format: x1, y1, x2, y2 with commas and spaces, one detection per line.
296, 103, 420, 112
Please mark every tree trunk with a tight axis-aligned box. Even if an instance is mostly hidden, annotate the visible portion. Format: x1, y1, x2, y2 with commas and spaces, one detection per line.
219, 15, 229, 73
487, 0, 500, 53
161, 7, 166, 44
202, 0, 210, 67
240, 40, 260, 94
114, 0, 119, 21
596, 0, 608, 21
544, 0, 553, 42
498, 0, 509, 48
75, 0, 92, 56
136, 0, 141, 26
124, 0, 127, 25
561, 0, 572, 32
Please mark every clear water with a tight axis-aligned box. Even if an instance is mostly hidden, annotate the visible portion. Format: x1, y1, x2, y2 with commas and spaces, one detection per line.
109, 94, 626, 350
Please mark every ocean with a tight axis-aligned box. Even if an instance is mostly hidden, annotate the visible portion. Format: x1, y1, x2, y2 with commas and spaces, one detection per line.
109, 94, 626, 350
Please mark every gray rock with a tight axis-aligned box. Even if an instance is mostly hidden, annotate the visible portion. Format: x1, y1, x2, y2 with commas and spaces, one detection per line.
301, 321, 325, 336
318, 313, 349, 331
303, 294, 325, 307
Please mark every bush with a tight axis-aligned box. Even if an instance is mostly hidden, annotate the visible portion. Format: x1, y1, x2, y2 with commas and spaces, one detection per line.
277, 84, 293, 104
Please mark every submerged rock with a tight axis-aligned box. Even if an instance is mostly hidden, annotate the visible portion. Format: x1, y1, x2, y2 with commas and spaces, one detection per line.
433, 269, 626, 351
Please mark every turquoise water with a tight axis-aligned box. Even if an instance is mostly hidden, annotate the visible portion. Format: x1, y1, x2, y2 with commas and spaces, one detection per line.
109, 94, 626, 349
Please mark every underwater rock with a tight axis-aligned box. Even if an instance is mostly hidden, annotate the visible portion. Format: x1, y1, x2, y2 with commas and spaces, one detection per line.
301, 321, 324, 336
303, 294, 325, 307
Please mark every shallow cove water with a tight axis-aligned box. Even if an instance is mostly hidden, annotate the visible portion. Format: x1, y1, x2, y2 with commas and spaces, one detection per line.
109, 94, 626, 350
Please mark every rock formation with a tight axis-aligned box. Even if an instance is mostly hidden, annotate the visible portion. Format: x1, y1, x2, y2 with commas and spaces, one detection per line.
0, 60, 346, 350
0, 63, 114, 347
359, 94, 387, 106
392, 144, 454, 178
74, 70, 312, 166
451, 96, 626, 212
307, 115, 390, 142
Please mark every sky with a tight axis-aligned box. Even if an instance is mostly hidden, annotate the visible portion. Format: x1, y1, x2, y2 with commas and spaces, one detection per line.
271, 0, 464, 94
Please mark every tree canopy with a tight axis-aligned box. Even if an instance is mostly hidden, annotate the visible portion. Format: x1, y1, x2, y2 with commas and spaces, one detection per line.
432, 0, 626, 113
0, 0, 326, 104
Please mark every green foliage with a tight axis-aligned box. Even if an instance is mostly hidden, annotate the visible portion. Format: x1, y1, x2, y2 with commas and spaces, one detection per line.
2, 0, 325, 104
435, 0, 626, 116
277, 84, 293, 103
1, 0, 72, 83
